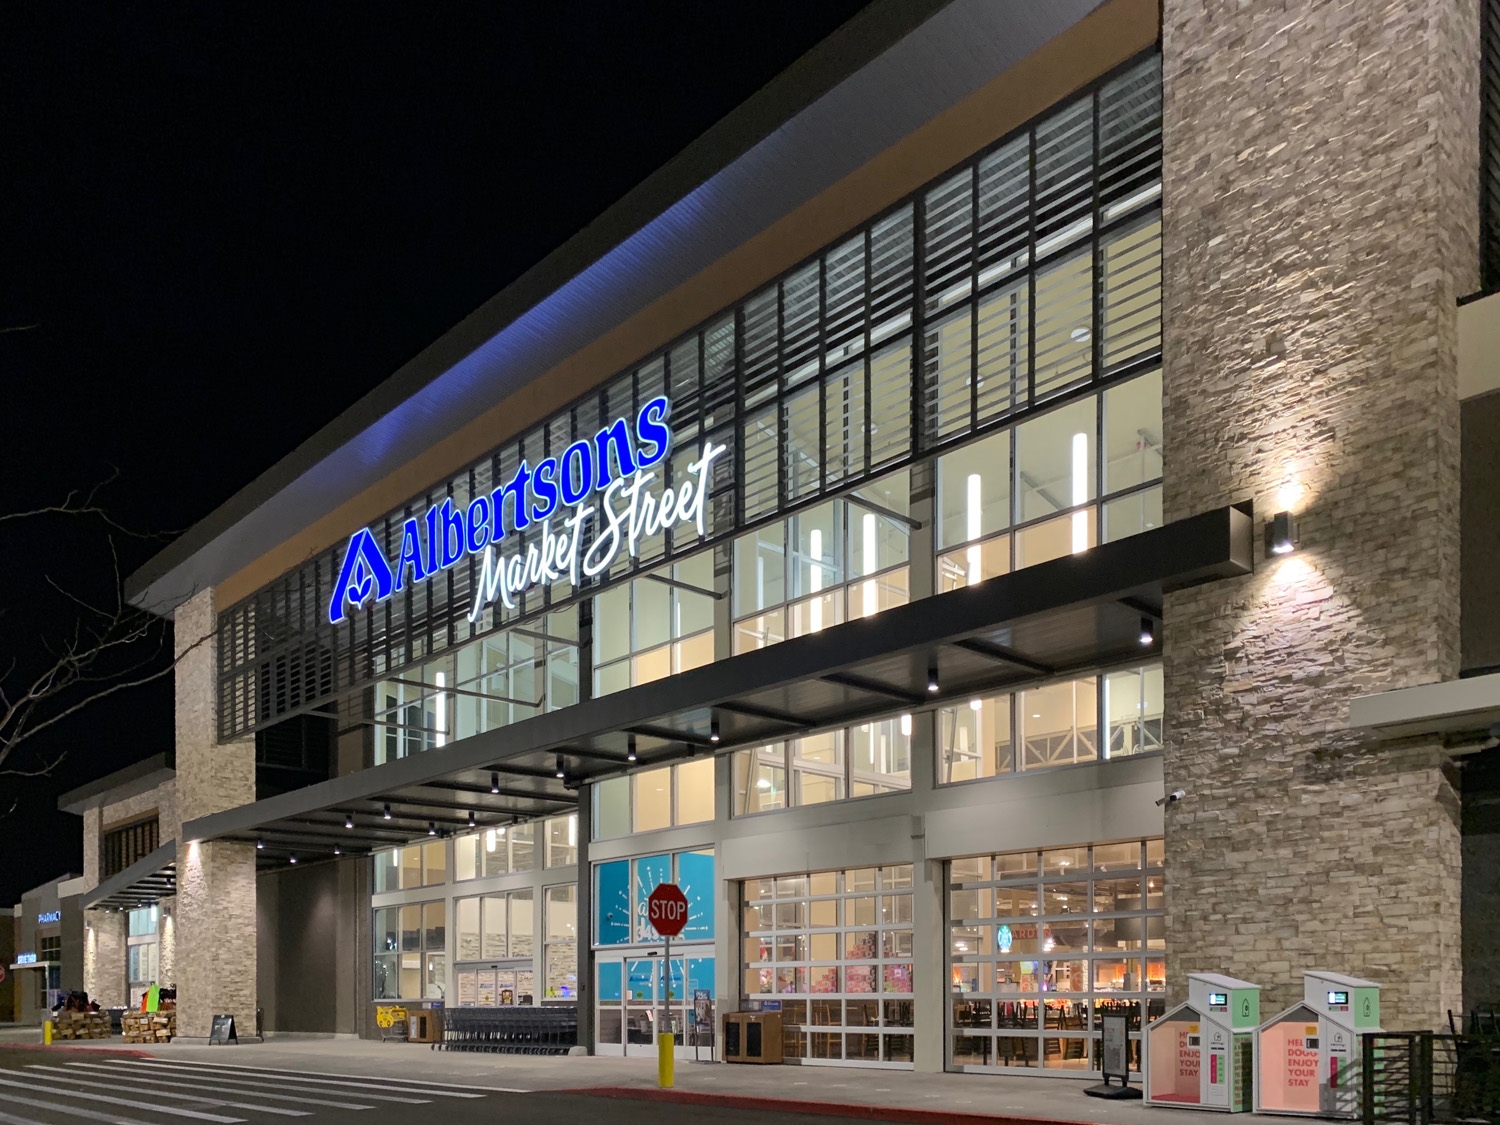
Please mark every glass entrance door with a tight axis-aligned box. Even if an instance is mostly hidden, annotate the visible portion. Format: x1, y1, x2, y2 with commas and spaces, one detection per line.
594, 954, 716, 1058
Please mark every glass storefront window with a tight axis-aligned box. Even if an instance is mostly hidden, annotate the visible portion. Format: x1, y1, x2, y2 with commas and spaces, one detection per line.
594, 550, 715, 698
733, 717, 911, 816
374, 898, 446, 1000
453, 822, 536, 880
743, 865, 914, 1065
375, 841, 448, 891
544, 886, 577, 1000
545, 814, 578, 868
948, 839, 1164, 1074
1018, 678, 1098, 771
591, 759, 715, 840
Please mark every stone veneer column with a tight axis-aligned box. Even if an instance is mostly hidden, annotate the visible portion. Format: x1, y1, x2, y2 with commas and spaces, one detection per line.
173, 587, 258, 1038
1159, 2, 1478, 1028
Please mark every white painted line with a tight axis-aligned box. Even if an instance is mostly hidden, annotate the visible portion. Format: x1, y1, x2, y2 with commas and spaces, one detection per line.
0, 1094, 164, 1125
61, 1063, 377, 1112
0, 1075, 244, 1124
97, 1062, 432, 1104
25, 1065, 312, 1117
128, 1058, 509, 1094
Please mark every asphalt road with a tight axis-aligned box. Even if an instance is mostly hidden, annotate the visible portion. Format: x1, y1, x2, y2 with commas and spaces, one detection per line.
0, 1050, 845, 1125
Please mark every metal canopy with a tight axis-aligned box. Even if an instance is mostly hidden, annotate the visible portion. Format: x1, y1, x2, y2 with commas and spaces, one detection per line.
84, 842, 177, 911
184, 505, 1252, 865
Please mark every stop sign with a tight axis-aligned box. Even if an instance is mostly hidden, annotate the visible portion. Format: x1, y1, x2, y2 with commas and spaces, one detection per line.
647, 882, 689, 937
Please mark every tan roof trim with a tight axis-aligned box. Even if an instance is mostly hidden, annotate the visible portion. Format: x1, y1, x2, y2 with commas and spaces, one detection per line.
215, 0, 1157, 610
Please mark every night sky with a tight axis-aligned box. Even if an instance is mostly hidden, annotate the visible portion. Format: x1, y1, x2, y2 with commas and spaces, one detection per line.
0, 2, 874, 906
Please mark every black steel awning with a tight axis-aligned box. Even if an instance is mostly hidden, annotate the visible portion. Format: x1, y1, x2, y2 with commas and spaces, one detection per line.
183, 505, 1253, 864
84, 842, 177, 911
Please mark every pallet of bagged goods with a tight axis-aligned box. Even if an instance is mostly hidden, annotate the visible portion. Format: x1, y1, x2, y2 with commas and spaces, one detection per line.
51, 1010, 112, 1040
121, 1009, 176, 1043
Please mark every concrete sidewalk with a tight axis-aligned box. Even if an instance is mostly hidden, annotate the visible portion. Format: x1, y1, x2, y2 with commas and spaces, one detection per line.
0, 1036, 1280, 1125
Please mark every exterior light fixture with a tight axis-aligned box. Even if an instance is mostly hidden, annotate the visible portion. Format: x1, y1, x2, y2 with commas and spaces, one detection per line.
627, 735, 637, 762
490, 772, 500, 794
256, 838, 264, 850
467, 810, 477, 829
383, 803, 392, 819
555, 753, 566, 779
334, 846, 341, 856
1265, 510, 1299, 556
927, 663, 940, 694
710, 716, 720, 743
1139, 617, 1156, 647
427, 821, 437, 836
289, 855, 297, 864
345, 813, 354, 829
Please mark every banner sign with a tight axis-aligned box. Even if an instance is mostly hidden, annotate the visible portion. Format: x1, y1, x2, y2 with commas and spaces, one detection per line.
328, 396, 724, 625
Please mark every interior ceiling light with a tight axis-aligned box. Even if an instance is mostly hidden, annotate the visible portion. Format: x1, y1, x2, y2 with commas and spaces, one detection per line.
490, 772, 500, 794
1139, 617, 1156, 647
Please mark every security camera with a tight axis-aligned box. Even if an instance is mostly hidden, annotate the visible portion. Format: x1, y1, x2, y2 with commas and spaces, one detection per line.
1155, 789, 1186, 807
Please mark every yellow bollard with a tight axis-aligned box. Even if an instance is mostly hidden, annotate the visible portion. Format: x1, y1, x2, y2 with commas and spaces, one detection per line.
657, 1031, 675, 1088
42, 1020, 52, 1046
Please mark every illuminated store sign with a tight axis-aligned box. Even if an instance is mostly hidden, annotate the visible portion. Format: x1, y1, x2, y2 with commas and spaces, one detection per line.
37, 911, 60, 925
16, 952, 37, 965
328, 396, 725, 625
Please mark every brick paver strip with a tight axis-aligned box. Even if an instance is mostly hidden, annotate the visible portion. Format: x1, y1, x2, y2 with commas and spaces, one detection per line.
567, 1085, 1100, 1125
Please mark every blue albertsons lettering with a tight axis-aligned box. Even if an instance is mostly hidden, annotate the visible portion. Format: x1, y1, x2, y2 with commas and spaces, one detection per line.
327, 397, 723, 625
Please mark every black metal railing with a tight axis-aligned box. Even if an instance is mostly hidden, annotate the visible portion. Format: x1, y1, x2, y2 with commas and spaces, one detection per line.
1362, 1032, 1500, 1125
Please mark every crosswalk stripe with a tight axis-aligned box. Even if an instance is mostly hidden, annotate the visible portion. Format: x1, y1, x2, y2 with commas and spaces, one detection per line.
95, 1063, 432, 1104
60, 1064, 376, 1112
25, 1065, 313, 1117
121, 1060, 509, 1094
0, 1093, 167, 1125
115, 1060, 487, 1098
0, 1076, 243, 1124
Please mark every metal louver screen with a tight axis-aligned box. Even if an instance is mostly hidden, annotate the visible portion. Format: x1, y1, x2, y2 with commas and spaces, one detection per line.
217, 51, 1165, 743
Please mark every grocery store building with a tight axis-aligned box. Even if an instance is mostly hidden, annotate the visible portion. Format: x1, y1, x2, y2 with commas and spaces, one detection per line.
87, 0, 1500, 1075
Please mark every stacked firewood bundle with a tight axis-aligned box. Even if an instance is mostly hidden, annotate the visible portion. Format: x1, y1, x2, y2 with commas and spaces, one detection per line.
51, 1010, 112, 1039
121, 1010, 176, 1043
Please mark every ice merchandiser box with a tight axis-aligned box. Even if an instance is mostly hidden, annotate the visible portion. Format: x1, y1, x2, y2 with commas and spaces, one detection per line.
1146, 973, 1261, 1112
1256, 971, 1381, 1118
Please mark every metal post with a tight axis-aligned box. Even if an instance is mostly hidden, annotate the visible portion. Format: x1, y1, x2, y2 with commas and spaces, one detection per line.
657, 935, 674, 1088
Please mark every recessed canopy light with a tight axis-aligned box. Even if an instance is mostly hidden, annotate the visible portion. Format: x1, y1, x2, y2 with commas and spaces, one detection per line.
334, 846, 341, 856
256, 839, 264, 850
927, 663, 940, 694
710, 717, 721, 743
288, 855, 297, 864
1139, 617, 1156, 647
345, 813, 354, 829
467, 810, 477, 829
383, 804, 392, 820
427, 821, 437, 836
555, 753, 566, 779
627, 736, 637, 763
490, 772, 500, 794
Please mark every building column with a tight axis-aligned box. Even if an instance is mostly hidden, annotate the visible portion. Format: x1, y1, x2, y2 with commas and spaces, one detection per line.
173, 587, 259, 1039
84, 910, 126, 1009
1159, 0, 1478, 1028
576, 782, 595, 1052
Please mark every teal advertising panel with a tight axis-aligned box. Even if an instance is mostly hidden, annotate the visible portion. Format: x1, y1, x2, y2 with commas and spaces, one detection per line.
596, 860, 631, 945
597, 960, 622, 1002
677, 850, 715, 941
687, 957, 715, 998
633, 854, 673, 941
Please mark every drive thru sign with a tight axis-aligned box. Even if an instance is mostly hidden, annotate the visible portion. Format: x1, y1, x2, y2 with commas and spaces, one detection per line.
648, 882, 688, 937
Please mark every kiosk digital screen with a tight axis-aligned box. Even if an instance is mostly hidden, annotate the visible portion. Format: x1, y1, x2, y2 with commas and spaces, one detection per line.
1327, 990, 1348, 1005
1208, 992, 1228, 1006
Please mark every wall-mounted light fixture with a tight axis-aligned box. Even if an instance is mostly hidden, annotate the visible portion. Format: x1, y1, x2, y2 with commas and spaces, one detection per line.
1265, 511, 1299, 556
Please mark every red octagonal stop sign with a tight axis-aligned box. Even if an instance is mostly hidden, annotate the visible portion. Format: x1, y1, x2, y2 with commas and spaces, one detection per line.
647, 882, 689, 938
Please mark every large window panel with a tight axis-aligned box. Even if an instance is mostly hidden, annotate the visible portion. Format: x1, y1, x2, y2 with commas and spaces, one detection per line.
1101, 217, 1162, 370
1018, 678, 1098, 771
1032, 251, 1093, 400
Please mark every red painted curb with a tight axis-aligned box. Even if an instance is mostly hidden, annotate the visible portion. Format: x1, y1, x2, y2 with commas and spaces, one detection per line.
565, 1085, 1100, 1125
0, 1042, 152, 1059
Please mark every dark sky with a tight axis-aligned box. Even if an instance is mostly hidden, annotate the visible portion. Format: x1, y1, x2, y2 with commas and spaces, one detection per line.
0, 2, 874, 906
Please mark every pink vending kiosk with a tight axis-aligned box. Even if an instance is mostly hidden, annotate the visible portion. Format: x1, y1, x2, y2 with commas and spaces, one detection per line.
1256, 971, 1381, 1119
1147, 973, 1261, 1112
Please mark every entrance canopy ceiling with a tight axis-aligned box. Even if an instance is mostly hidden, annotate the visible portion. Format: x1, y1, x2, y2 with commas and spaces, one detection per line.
184, 506, 1251, 867
84, 842, 176, 912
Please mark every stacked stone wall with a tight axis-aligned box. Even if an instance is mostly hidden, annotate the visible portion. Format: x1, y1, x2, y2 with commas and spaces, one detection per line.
1160, 0, 1478, 1029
